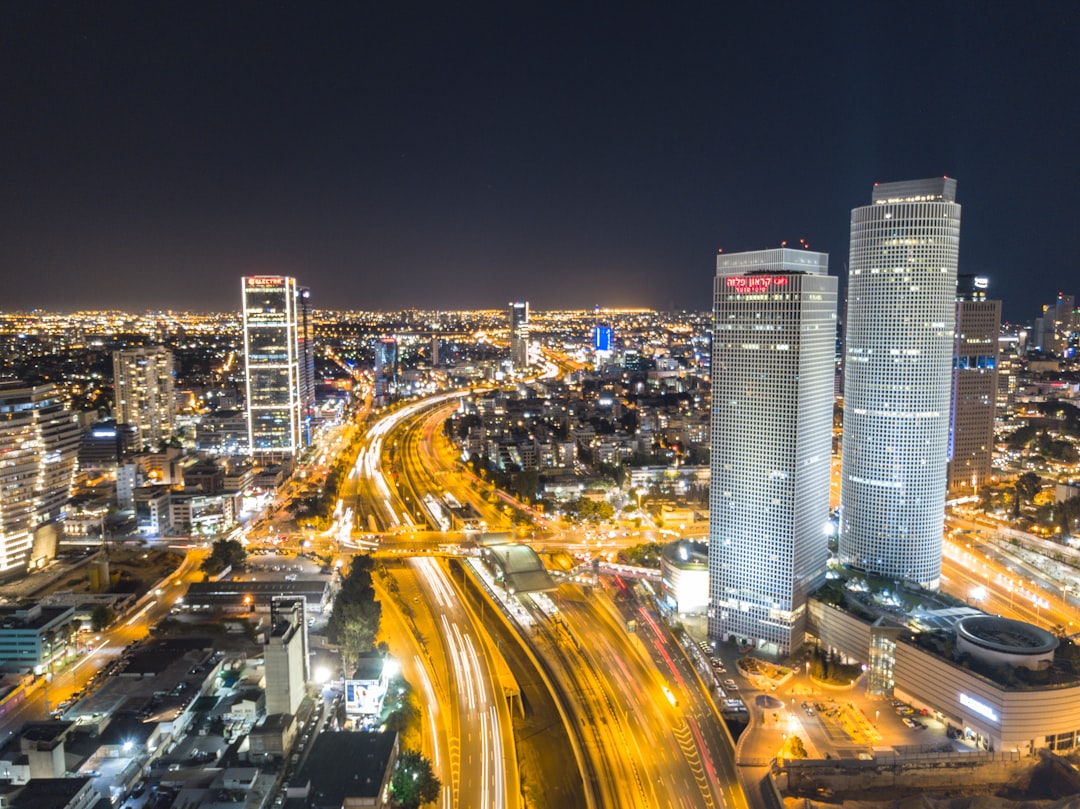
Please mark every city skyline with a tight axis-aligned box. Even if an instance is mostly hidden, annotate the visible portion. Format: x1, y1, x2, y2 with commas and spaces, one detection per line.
1, 4, 1076, 319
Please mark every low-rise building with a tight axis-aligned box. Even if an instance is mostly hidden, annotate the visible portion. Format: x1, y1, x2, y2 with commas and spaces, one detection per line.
0, 605, 76, 672
808, 596, 1080, 754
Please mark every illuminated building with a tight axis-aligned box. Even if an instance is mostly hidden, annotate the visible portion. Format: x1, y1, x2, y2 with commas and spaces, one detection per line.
839, 178, 960, 589
708, 248, 836, 653
593, 324, 613, 352
297, 287, 316, 434
509, 301, 529, 368
242, 276, 304, 457
112, 346, 176, 451
948, 275, 1000, 492
0, 382, 80, 574
373, 337, 397, 402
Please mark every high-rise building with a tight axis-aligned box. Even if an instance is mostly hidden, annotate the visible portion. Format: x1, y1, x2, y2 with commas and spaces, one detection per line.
297, 287, 316, 431
0, 382, 80, 574
708, 248, 837, 653
113, 346, 176, 452
242, 276, 304, 457
373, 338, 398, 402
509, 302, 529, 368
264, 597, 308, 716
839, 178, 961, 589
948, 275, 1001, 492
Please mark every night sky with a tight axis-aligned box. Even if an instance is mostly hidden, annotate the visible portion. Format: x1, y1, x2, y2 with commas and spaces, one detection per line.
1, 2, 1076, 320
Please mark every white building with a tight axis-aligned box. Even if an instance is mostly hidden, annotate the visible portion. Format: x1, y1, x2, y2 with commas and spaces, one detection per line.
112, 346, 176, 452
708, 248, 837, 653
0, 382, 80, 574
242, 276, 304, 457
839, 178, 961, 589
509, 301, 529, 368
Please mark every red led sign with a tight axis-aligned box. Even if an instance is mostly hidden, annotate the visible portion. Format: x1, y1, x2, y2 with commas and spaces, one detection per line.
725, 276, 789, 293
246, 277, 286, 288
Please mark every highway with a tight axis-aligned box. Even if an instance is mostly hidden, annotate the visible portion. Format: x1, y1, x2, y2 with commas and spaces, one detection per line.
347, 396, 518, 809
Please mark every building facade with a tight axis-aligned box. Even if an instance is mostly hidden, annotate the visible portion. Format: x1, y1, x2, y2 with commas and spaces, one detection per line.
949, 275, 1001, 492
509, 301, 529, 368
242, 276, 304, 457
0, 383, 80, 574
708, 248, 837, 653
112, 346, 176, 452
839, 178, 961, 589
264, 598, 307, 716
373, 337, 397, 402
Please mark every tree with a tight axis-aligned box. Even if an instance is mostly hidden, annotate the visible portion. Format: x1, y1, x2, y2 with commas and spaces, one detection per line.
390, 750, 441, 809
1015, 472, 1041, 508
783, 735, 808, 760
326, 555, 382, 670
200, 539, 247, 576
91, 604, 116, 632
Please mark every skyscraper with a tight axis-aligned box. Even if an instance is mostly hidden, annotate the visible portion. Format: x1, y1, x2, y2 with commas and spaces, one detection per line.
297, 287, 316, 432
113, 346, 176, 451
708, 248, 836, 653
509, 302, 529, 368
242, 276, 303, 458
373, 338, 398, 402
0, 382, 80, 574
948, 275, 1000, 492
839, 178, 961, 589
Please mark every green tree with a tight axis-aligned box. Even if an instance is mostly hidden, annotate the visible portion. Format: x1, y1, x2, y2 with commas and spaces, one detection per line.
784, 735, 808, 759
200, 539, 247, 576
1015, 472, 1041, 505
326, 555, 382, 670
389, 750, 441, 809
383, 677, 420, 734
91, 604, 116, 632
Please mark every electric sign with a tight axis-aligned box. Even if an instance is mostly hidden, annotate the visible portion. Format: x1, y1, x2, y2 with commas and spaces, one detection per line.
725, 276, 790, 293
959, 693, 998, 722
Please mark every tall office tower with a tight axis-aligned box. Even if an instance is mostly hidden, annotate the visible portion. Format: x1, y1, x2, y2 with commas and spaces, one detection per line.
297, 287, 316, 435
373, 338, 398, 402
242, 276, 303, 458
948, 275, 1001, 492
1050, 293, 1077, 357
839, 178, 961, 589
0, 382, 80, 574
508, 302, 530, 368
112, 346, 176, 451
708, 248, 837, 653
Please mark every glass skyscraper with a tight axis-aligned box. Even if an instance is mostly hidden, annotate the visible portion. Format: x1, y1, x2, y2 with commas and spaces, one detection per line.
839, 178, 961, 589
708, 248, 836, 653
243, 276, 303, 457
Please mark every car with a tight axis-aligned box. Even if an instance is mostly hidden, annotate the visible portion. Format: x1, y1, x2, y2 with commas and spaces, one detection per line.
723, 679, 737, 688
902, 717, 917, 728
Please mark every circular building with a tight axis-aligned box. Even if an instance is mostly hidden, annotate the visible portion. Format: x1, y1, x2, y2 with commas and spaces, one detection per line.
660, 540, 708, 615
955, 615, 1058, 671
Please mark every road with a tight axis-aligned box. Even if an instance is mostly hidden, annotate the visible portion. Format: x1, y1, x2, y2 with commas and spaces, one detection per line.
347, 397, 519, 809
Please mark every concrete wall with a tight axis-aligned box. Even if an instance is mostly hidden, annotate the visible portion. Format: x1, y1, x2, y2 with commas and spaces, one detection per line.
778, 750, 1025, 794
806, 599, 872, 663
